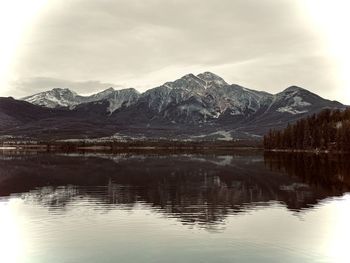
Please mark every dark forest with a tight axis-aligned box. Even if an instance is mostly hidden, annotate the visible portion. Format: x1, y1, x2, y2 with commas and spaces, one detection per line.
264, 108, 350, 151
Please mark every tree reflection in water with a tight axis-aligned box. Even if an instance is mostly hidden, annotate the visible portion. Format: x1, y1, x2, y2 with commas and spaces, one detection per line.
0, 151, 349, 228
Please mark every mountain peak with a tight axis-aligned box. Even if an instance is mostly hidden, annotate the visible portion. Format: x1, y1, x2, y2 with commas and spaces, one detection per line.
104, 87, 115, 92
50, 88, 78, 97
94, 87, 115, 96
121, 87, 140, 94
51, 87, 74, 92
52, 88, 70, 91
283, 86, 305, 93
181, 73, 198, 80
197, 72, 227, 85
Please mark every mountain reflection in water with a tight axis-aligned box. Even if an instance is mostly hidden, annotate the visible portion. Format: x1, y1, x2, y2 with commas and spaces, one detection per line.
1, 151, 349, 229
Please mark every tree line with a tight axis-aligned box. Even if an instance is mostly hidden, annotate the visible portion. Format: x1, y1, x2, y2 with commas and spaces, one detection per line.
264, 108, 350, 151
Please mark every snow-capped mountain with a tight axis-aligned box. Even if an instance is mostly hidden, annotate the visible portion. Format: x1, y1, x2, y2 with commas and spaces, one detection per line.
22, 88, 80, 108
0, 72, 345, 140
21, 72, 337, 121
110, 72, 340, 126
119, 72, 275, 124
22, 87, 140, 113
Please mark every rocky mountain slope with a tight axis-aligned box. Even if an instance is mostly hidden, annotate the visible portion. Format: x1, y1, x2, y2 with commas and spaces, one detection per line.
0, 72, 346, 140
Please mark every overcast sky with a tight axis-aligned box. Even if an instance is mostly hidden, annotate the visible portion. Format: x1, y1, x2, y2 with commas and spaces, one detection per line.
0, 0, 349, 103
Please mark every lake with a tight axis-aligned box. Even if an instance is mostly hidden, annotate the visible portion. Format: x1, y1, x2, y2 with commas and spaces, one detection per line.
0, 150, 349, 263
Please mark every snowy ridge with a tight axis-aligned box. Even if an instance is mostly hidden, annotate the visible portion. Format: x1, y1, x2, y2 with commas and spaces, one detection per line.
136, 72, 276, 123
1, 74, 345, 140
23, 88, 79, 108
20, 72, 342, 126
22, 87, 140, 113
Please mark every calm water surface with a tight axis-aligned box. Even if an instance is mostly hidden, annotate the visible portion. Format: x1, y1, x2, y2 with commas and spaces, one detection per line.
0, 151, 349, 263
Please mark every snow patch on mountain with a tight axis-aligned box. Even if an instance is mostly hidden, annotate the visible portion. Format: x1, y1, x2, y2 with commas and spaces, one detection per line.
277, 107, 308, 114
292, 96, 311, 107
276, 96, 311, 114
192, 130, 233, 141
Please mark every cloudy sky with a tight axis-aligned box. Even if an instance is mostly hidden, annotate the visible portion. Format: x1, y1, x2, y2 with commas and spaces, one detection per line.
0, 0, 349, 104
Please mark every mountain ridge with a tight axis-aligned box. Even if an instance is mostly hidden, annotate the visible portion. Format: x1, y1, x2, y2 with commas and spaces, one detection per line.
0, 72, 346, 140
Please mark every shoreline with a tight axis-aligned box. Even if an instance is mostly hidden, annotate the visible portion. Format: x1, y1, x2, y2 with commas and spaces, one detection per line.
0, 143, 263, 153
2, 144, 349, 154
0, 139, 263, 151
264, 149, 350, 154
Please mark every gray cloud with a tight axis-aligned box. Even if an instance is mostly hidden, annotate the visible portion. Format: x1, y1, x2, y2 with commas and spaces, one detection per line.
3, 0, 347, 103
